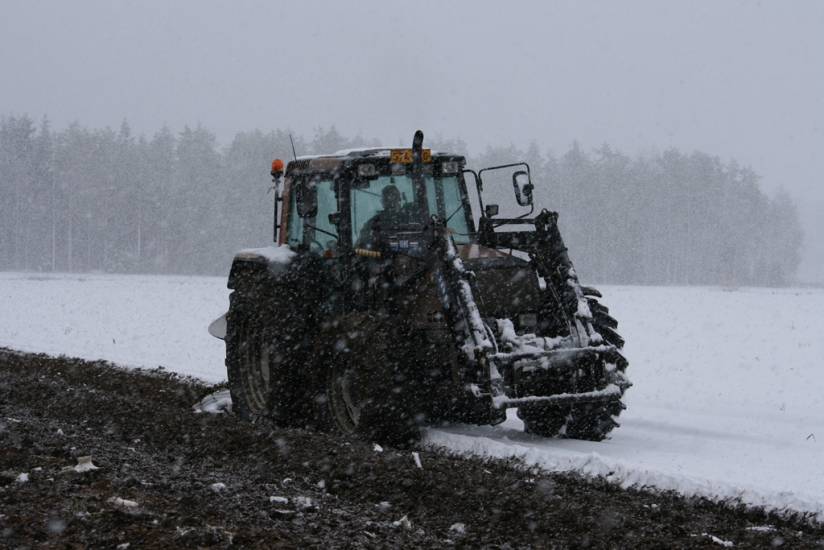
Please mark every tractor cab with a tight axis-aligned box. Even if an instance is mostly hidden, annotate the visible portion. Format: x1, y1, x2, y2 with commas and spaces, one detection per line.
275, 146, 474, 259
274, 145, 538, 263
270, 136, 544, 325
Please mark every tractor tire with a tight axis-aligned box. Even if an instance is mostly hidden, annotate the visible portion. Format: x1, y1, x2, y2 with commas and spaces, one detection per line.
519, 286, 628, 441
314, 322, 421, 447
326, 361, 364, 435
517, 404, 567, 437
225, 292, 273, 422
562, 399, 625, 441
519, 398, 625, 442
225, 291, 305, 425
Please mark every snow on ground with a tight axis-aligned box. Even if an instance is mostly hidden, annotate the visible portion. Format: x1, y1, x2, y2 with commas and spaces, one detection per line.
428, 286, 824, 522
1, 273, 823, 520
0, 272, 228, 382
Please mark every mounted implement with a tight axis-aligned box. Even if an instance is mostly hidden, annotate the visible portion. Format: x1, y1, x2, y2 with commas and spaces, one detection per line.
214, 131, 630, 444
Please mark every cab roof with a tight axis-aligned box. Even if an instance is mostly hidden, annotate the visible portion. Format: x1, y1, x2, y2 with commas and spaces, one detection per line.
286, 147, 464, 176
296, 146, 457, 160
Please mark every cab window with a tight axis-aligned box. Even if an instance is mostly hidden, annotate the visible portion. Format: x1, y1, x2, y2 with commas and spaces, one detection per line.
287, 177, 339, 253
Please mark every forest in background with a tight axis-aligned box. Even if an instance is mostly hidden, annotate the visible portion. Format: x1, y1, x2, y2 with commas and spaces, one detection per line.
0, 114, 803, 285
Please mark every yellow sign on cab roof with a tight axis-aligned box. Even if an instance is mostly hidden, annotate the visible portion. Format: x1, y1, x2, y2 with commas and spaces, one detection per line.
390, 149, 432, 164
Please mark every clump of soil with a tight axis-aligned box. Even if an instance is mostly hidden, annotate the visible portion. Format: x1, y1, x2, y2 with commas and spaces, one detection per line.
1, 348, 821, 548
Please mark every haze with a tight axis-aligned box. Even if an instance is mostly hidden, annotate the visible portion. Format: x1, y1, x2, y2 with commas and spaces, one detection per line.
1, 0, 822, 281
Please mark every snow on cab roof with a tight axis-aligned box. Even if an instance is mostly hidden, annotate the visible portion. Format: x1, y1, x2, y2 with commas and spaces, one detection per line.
296, 146, 453, 161
296, 147, 396, 160
333, 146, 400, 156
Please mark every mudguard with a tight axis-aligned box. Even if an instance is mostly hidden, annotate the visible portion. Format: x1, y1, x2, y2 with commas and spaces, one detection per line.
211, 245, 297, 340
208, 313, 227, 340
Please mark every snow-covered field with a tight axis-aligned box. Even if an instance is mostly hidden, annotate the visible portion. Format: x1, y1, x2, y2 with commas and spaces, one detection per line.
1, 272, 822, 521
0, 273, 228, 382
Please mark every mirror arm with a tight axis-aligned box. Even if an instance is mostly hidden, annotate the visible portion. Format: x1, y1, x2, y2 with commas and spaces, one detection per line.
516, 204, 534, 219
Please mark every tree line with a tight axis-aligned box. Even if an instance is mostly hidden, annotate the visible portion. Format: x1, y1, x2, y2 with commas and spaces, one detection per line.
0, 114, 803, 285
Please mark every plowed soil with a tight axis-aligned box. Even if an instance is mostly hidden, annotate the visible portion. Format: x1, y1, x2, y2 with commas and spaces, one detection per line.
1, 348, 822, 548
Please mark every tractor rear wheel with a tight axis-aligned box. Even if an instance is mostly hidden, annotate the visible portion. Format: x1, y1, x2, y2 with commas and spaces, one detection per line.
225, 294, 273, 421
315, 322, 421, 446
327, 363, 365, 435
225, 291, 305, 425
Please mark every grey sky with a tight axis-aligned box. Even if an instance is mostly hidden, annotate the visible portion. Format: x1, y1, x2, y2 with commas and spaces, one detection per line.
2, 0, 822, 280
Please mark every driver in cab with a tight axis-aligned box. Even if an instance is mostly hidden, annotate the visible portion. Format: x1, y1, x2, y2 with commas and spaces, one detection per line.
357, 185, 409, 249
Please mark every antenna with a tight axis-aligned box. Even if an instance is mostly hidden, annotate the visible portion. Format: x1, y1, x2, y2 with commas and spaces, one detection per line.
289, 134, 298, 161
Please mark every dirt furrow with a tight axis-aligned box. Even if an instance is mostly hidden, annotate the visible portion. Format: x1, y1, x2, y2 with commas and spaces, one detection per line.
1, 348, 821, 548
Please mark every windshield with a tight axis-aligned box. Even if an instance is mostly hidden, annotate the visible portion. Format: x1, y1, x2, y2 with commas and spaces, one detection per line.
425, 175, 471, 244
352, 174, 471, 247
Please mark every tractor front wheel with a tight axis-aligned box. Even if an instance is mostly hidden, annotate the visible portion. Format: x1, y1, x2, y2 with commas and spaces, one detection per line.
517, 404, 567, 438
518, 398, 625, 442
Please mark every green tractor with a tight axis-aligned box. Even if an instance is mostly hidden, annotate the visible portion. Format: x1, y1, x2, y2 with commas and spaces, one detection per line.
211, 131, 630, 444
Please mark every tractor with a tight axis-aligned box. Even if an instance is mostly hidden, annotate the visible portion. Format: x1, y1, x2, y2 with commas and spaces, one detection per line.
210, 131, 630, 444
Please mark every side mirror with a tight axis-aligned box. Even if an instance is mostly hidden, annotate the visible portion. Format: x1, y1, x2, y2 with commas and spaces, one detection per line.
296, 181, 318, 218
512, 170, 533, 207
484, 204, 499, 218
328, 212, 340, 225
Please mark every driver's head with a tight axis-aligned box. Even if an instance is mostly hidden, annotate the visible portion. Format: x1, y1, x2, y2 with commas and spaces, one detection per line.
381, 185, 401, 212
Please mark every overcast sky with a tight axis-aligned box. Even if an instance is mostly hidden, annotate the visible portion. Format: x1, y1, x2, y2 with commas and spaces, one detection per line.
2, 0, 822, 280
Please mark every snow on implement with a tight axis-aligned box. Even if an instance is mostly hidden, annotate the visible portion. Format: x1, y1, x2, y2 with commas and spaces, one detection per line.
213, 130, 630, 444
